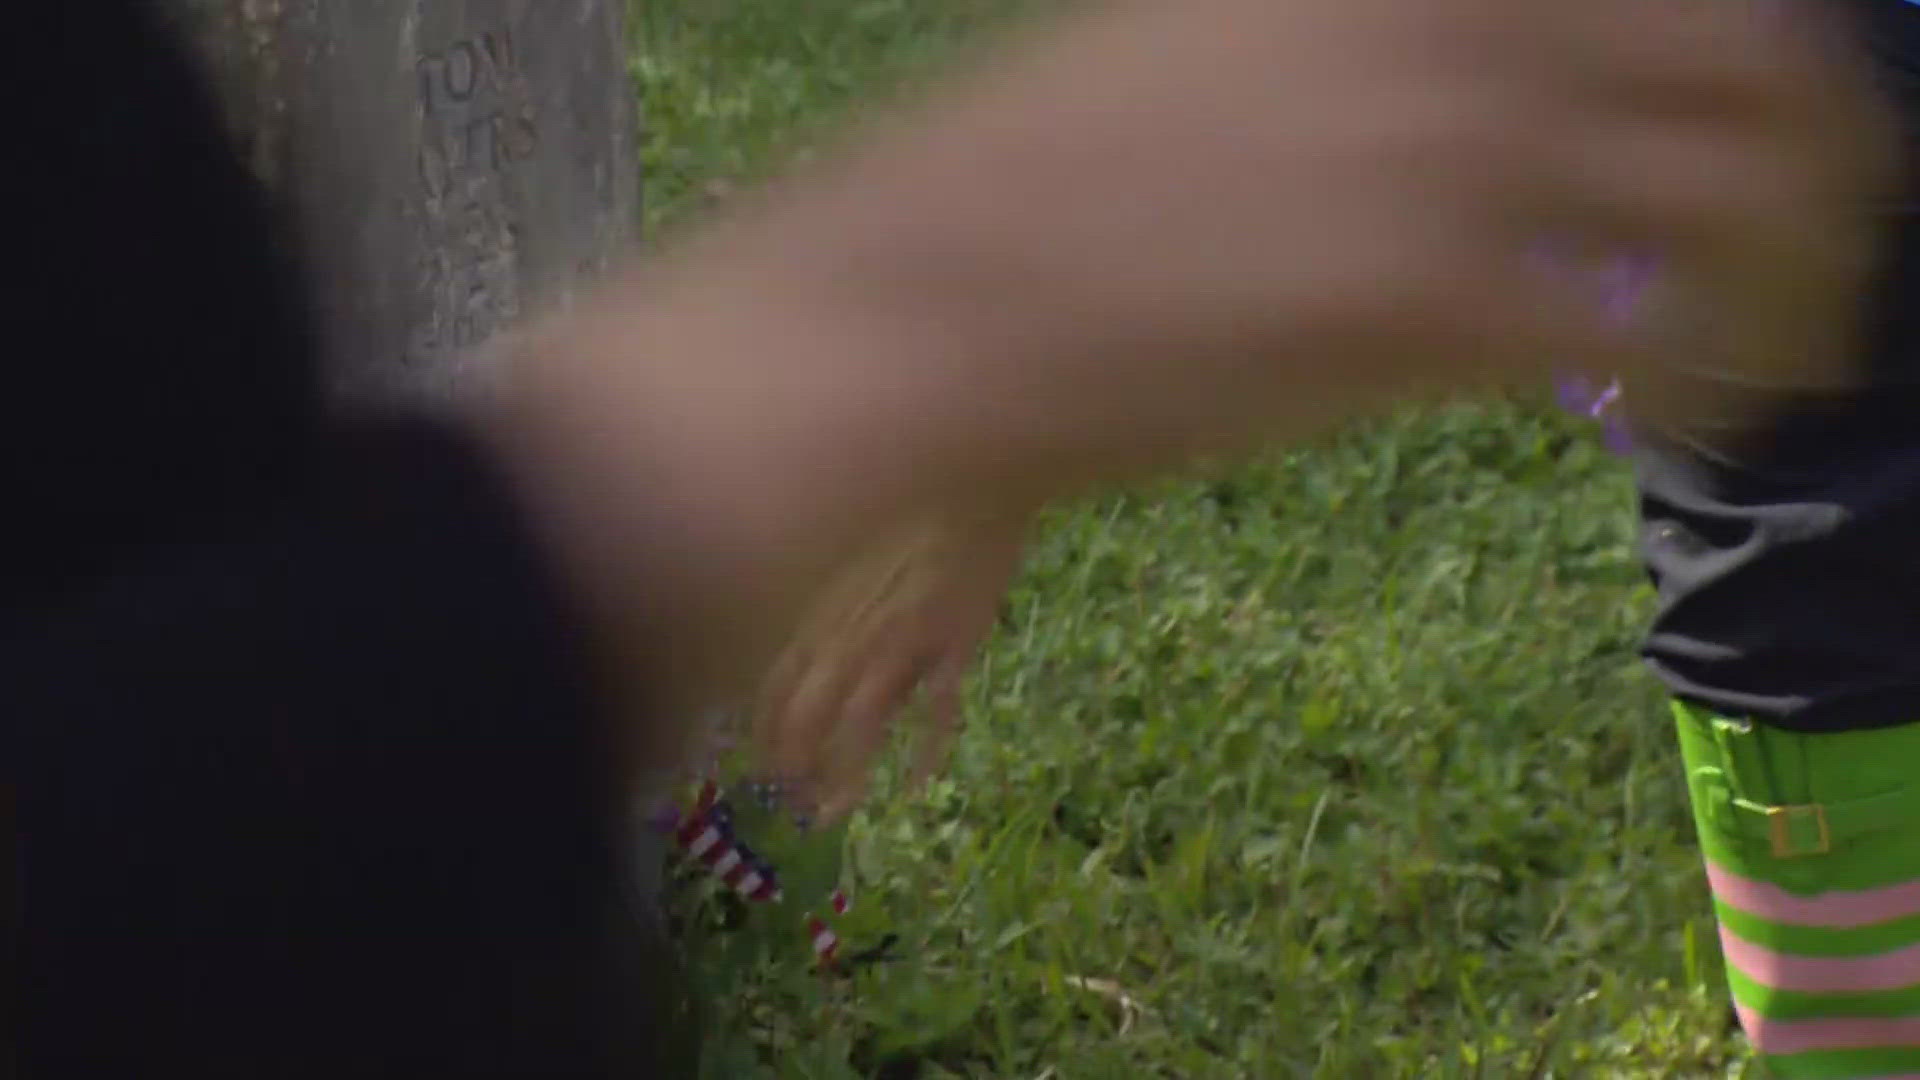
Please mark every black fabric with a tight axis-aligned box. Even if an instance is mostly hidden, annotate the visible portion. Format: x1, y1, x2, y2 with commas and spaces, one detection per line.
1631, 0, 1920, 734
3, 3, 683, 1075
4, 3, 322, 623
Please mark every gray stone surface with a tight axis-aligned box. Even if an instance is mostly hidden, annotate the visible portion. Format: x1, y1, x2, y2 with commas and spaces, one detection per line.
167, 0, 640, 403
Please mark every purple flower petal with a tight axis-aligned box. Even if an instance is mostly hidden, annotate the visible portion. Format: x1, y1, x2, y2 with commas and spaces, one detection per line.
1557, 375, 1600, 415
1601, 415, 1635, 455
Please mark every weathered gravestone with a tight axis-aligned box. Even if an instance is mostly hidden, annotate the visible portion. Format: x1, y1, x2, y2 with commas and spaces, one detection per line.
164, 0, 640, 404
164, 0, 674, 952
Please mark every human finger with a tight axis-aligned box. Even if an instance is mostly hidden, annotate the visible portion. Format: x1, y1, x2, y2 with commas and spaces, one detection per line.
906, 650, 971, 793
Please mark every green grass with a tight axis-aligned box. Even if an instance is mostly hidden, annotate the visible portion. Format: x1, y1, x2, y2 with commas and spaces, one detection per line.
632, 3, 1755, 1075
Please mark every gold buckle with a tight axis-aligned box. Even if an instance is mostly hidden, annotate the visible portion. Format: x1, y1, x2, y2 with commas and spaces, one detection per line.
1766, 804, 1831, 859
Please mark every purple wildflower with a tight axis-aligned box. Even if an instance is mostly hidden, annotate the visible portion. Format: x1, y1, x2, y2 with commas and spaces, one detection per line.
1548, 251, 1654, 455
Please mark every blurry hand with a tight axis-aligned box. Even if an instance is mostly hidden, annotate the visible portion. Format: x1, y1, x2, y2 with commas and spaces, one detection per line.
753, 514, 1027, 821
489, 0, 1896, 781
792, 0, 1895, 452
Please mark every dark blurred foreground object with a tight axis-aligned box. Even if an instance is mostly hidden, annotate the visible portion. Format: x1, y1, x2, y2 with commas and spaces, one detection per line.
3, 2, 687, 1075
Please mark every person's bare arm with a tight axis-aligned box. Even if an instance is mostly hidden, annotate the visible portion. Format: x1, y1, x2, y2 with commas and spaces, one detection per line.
483, 0, 1893, 789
